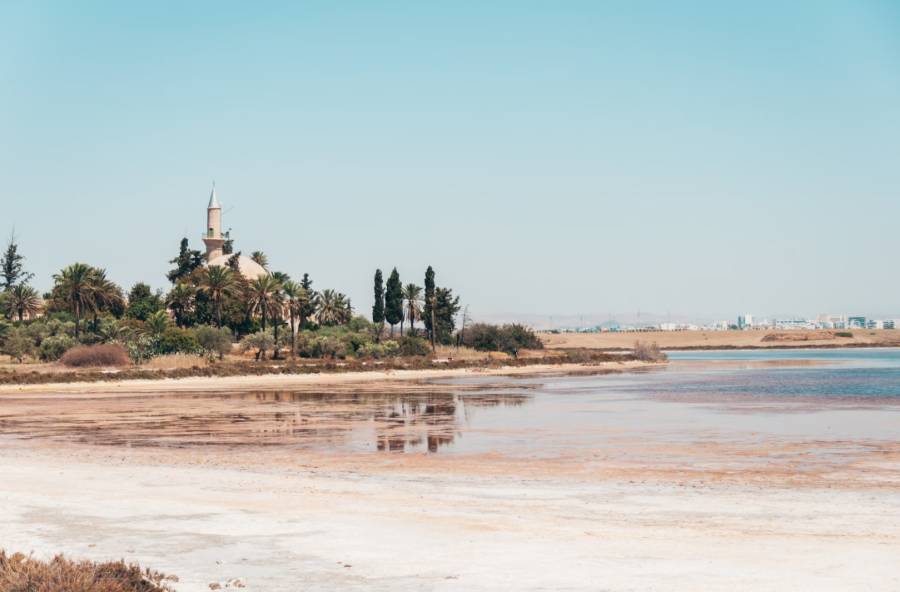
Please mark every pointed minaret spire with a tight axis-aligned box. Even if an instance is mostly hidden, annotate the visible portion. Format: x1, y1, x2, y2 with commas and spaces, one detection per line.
203, 182, 225, 260
208, 180, 221, 209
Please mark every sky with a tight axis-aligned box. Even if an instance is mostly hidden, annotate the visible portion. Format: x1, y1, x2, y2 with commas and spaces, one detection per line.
2, 1, 899, 322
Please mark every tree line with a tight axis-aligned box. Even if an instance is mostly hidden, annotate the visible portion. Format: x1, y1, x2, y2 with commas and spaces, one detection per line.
370, 265, 460, 350
0, 232, 542, 365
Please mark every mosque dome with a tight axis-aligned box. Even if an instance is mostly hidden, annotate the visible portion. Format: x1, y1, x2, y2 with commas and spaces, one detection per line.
207, 254, 267, 281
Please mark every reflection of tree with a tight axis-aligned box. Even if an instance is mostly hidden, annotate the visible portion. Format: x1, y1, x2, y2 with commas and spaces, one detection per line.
10, 388, 531, 452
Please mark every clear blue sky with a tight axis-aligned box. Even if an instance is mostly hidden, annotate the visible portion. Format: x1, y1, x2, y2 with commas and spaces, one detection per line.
2, 1, 899, 320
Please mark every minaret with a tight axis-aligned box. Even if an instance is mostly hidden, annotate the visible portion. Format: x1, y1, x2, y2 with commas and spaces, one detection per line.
202, 182, 225, 260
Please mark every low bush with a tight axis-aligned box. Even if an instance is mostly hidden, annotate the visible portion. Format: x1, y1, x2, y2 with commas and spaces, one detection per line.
397, 335, 431, 356
835, 331, 853, 338
39, 334, 76, 361
0, 549, 175, 592
461, 323, 543, 358
60, 343, 131, 367
240, 330, 275, 360
193, 325, 233, 360
1, 327, 34, 363
357, 340, 401, 359
154, 327, 200, 355
633, 340, 667, 362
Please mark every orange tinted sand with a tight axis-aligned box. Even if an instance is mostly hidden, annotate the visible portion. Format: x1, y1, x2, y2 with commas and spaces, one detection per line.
542, 328, 900, 349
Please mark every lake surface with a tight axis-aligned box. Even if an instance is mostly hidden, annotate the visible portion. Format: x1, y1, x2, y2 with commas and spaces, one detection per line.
3, 349, 899, 459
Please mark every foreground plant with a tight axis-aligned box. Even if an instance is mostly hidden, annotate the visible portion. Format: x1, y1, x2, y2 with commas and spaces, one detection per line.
0, 550, 176, 592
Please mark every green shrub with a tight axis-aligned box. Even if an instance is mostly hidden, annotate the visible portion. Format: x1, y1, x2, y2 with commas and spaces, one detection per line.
357, 342, 387, 359
39, 334, 76, 361
397, 336, 430, 356
193, 325, 233, 360
1, 327, 34, 363
835, 331, 853, 338
461, 323, 543, 357
241, 330, 275, 360
24, 322, 52, 346
313, 336, 347, 359
125, 335, 155, 365
155, 327, 200, 355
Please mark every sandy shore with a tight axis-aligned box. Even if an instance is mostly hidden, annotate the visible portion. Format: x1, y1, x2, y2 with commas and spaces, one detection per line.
543, 328, 900, 349
0, 360, 652, 396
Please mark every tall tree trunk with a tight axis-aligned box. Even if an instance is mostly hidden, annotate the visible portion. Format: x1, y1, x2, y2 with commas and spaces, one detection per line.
260, 302, 267, 331
215, 297, 222, 328
290, 311, 296, 359
74, 301, 81, 339
430, 302, 436, 353
272, 310, 280, 360
400, 316, 404, 337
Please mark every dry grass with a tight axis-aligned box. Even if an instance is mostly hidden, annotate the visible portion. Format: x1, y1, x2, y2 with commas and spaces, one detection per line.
0, 550, 176, 592
633, 341, 667, 362
142, 353, 209, 370
543, 329, 900, 350
433, 345, 494, 361
60, 344, 131, 368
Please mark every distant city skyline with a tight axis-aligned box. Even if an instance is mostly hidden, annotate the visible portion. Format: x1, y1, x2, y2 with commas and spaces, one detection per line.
3, 2, 899, 317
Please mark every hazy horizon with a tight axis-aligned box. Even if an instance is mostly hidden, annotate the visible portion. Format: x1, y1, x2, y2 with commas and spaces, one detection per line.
3, 2, 899, 319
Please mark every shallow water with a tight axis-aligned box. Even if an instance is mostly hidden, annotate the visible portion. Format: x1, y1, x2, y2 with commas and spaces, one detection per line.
1, 349, 898, 457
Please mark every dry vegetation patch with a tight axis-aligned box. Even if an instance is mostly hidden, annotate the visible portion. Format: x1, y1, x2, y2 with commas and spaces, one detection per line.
0, 550, 175, 592
60, 344, 131, 368
142, 353, 209, 370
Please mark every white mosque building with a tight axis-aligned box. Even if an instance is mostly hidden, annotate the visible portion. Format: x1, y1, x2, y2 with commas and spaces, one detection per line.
202, 185, 267, 280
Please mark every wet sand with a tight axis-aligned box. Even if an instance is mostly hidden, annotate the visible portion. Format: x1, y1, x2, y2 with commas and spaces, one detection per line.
1, 361, 899, 591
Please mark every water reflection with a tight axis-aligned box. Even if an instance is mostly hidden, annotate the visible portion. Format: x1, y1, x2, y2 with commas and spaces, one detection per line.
0, 389, 531, 453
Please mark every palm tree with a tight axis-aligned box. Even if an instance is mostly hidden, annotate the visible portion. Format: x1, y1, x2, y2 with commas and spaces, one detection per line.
53, 263, 95, 339
401, 283, 422, 336
197, 266, 239, 328
316, 289, 349, 326
269, 279, 285, 359
246, 274, 281, 332
7, 284, 41, 322
87, 268, 124, 332
282, 281, 310, 359
250, 251, 269, 269
165, 282, 196, 327
143, 310, 171, 337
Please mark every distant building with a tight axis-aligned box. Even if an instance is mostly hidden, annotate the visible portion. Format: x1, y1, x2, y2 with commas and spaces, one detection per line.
737, 314, 753, 330
848, 316, 867, 329
201, 184, 268, 280
816, 314, 846, 329
774, 318, 815, 330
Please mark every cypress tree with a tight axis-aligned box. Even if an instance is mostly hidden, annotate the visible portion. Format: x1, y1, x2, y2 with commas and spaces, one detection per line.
385, 267, 403, 336
0, 233, 33, 291
299, 273, 316, 329
167, 237, 203, 284
423, 265, 435, 341
433, 287, 461, 345
372, 269, 385, 340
